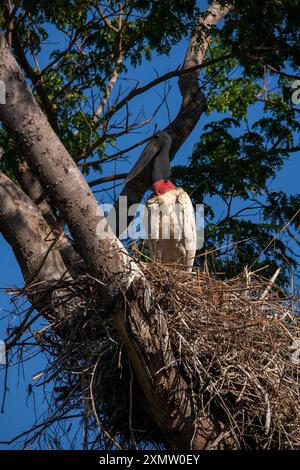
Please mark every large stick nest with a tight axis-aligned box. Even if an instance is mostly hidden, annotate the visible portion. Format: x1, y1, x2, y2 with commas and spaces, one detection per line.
6, 264, 300, 449
143, 264, 300, 449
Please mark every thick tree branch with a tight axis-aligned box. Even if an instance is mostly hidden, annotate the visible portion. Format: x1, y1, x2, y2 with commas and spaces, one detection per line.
18, 161, 61, 228
1, 11, 60, 134
0, 168, 88, 339
0, 170, 69, 286
116, 1, 232, 218
88, 172, 128, 187
18, 161, 83, 272
0, 32, 230, 450
0, 32, 136, 291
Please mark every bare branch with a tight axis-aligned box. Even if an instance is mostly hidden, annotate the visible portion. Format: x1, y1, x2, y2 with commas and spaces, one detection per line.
94, 43, 123, 118
88, 173, 127, 187
100, 53, 234, 124
78, 135, 153, 166
96, 5, 120, 33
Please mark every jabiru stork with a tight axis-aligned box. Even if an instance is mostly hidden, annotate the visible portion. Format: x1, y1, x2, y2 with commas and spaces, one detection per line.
125, 132, 196, 271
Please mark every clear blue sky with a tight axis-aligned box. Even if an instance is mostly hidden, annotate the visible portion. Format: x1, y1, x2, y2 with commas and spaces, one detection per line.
0, 17, 299, 449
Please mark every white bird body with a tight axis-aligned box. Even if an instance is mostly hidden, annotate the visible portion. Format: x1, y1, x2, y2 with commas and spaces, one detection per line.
146, 187, 196, 271
125, 131, 196, 271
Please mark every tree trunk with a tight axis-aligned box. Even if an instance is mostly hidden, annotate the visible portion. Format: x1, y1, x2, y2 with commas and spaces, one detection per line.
0, 31, 228, 449
0, 2, 234, 449
0, 169, 77, 326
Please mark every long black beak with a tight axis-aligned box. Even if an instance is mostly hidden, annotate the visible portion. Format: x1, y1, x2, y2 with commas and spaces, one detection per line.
124, 138, 161, 184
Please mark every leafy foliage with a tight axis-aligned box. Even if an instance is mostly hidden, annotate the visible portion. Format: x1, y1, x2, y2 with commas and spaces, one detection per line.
1, 0, 300, 452
0, 0, 299, 284
173, 0, 300, 284
0, 0, 198, 172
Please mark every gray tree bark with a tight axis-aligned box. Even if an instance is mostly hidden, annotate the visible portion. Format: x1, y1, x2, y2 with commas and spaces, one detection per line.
0, 2, 233, 449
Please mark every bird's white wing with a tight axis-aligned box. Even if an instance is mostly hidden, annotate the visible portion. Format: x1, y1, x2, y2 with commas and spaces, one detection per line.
145, 189, 196, 271
177, 189, 196, 250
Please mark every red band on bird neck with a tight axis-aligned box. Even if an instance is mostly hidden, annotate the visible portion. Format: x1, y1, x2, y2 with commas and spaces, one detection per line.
152, 179, 176, 196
